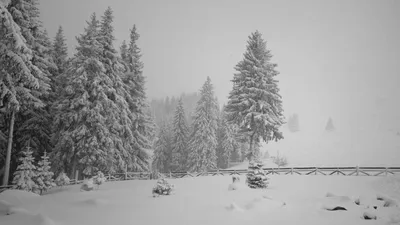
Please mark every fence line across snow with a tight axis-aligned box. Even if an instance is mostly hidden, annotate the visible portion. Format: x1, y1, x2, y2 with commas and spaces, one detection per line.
1, 166, 399, 192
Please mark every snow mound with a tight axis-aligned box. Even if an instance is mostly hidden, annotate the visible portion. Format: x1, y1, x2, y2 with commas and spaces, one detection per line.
0, 189, 40, 199
79, 198, 108, 206
363, 211, 377, 220
226, 195, 285, 213
228, 183, 238, 191
0, 189, 41, 215
377, 193, 399, 207
225, 202, 244, 212
31, 213, 56, 225
0, 199, 14, 215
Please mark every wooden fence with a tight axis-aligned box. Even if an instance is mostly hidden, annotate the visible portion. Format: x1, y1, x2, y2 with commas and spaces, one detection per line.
1, 166, 399, 192
164, 166, 400, 178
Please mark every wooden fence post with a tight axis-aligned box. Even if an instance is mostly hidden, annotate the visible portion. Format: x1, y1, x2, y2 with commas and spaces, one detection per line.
75, 170, 79, 184
125, 164, 128, 180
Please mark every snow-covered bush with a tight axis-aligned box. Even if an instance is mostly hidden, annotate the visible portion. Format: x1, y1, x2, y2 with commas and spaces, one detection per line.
55, 172, 70, 187
35, 152, 56, 195
228, 175, 241, 191
152, 178, 175, 197
92, 171, 107, 189
246, 161, 269, 189
12, 147, 38, 193
80, 178, 94, 192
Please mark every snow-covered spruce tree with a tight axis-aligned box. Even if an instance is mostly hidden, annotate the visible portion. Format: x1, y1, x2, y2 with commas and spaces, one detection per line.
119, 40, 128, 63
246, 161, 269, 189
325, 117, 335, 131
152, 121, 173, 173
216, 107, 239, 169
187, 77, 219, 172
225, 30, 285, 162
52, 10, 133, 177
119, 24, 155, 172
288, 113, 300, 132
14, 29, 55, 159
12, 147, 38, 192
0, 2, 50, 185
170, 98, 189, 171
35, 151, 55, 194
8, 0, 54, 166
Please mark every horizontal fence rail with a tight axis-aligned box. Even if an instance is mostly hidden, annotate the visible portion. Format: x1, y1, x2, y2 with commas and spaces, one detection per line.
1, 167, 399, 191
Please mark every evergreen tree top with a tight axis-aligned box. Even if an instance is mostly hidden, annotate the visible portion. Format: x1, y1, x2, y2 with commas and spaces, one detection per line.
100, 7, 115, 48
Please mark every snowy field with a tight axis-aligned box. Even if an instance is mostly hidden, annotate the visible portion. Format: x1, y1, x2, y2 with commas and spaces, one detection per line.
1, 174, 400, 225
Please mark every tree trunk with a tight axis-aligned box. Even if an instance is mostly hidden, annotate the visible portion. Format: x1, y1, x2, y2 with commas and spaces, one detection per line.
248, 132, 255, 162
71, 154, 77, 179
2, 111, 15, 186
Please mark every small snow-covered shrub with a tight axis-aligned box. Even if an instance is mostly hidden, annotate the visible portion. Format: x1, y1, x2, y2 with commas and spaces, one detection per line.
35, 152, 56, 195
80, 178, 94, 192
232, 175, 240, 183
93, 171, 107, 189
55, 172, 70, 187
228, 175, 241, 191
152, 178, 174, 197
12, 147, 38, 193
246, 161, 269, 189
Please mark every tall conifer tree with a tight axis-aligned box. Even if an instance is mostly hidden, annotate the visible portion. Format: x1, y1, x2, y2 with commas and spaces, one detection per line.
1, 0, 50, 185
171, 98, 189, 171
187, 77, 219, 172
120, 24, 154, 171
225, 31, 285, 162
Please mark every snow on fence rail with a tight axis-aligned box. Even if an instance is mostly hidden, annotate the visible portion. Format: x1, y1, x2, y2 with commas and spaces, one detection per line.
1, 167, 399, 191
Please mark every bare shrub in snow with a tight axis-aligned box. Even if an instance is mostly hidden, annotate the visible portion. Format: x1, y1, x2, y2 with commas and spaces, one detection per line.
152, 178, 175, 197
92, 171, 107, 189
273, 151, 288, 168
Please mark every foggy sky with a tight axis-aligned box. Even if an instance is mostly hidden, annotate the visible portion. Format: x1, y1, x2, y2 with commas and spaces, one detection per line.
38, 0, 400, 131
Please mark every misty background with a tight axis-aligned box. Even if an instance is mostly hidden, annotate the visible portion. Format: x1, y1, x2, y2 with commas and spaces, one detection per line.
38, 0, 400, 166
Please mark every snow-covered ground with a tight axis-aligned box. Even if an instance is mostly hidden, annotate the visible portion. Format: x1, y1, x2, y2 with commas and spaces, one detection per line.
1, 175, 400, 225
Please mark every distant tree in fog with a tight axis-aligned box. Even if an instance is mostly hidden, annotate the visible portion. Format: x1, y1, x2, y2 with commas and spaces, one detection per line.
325, 117, 335, 131
288, 113, 300, 132
273, 150, 288, 168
